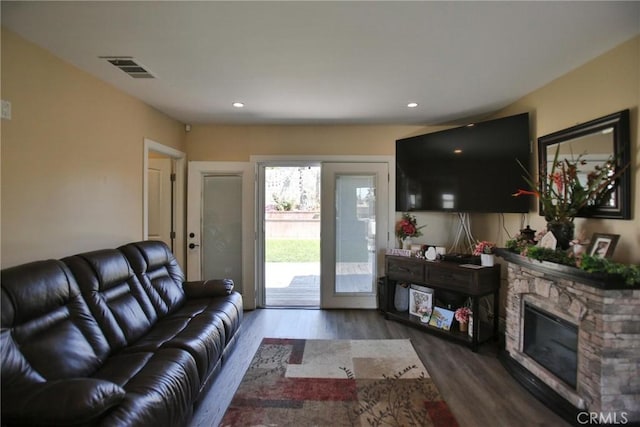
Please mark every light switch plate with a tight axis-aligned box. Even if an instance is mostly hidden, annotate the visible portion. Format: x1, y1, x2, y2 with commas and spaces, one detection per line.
1, 100, 12, 120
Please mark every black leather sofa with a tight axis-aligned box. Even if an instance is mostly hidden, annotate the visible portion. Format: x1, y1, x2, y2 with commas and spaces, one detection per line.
1, 240, 242, 426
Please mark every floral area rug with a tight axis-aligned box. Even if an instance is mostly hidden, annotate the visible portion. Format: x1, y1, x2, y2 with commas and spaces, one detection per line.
220, 338, 459, 427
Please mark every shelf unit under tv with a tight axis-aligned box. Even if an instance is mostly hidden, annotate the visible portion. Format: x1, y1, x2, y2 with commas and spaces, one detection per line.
382, 255, 501, 352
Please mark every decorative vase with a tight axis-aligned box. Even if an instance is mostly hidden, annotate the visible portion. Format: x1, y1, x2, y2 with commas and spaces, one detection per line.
394, 284, 409, 312
547, 220, 575, 250
480, 253, 495, 267
402, 237, 412, 250
459, 321, 468, 332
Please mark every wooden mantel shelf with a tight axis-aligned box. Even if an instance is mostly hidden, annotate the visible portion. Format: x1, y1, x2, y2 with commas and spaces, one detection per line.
495, 248, 631, 290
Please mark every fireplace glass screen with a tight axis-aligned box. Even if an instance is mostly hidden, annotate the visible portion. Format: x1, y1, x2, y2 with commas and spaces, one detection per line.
523, 303, 578, 389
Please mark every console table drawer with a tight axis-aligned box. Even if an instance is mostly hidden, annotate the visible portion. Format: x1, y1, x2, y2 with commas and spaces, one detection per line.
386, 257, 424, 282
426, 268, 473, 289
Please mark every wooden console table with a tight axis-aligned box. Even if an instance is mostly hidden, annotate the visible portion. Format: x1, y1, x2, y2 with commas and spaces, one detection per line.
381, 255, 500, 352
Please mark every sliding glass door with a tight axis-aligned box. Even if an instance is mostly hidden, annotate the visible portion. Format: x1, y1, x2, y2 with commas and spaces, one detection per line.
255, 158, 390, 309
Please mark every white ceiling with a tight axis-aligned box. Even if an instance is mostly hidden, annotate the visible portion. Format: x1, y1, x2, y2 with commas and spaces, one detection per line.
2, 1, 639, 125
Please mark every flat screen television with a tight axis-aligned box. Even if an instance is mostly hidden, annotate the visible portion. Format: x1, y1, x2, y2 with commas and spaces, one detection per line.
396, 112, 531, 213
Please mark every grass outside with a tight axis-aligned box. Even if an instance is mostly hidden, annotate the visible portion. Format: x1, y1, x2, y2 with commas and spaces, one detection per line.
266, 239, 320, 262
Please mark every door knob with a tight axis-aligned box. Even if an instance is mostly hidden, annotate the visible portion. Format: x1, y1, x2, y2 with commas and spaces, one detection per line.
189, 243, 200, 249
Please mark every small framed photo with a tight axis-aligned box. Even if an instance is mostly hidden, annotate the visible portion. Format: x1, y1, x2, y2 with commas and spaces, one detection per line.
428, 307, 455, 331
587, 233, 619, 258
409, 286, 433, 318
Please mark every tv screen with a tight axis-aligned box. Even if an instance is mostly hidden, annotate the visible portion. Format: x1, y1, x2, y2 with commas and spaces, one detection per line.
396, 112, 531, 213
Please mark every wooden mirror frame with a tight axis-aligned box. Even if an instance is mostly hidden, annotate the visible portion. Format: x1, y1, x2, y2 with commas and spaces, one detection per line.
537, 109, 631, 220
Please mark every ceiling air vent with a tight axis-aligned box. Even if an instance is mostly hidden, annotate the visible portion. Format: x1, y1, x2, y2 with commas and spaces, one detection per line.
100, 56, 155, 79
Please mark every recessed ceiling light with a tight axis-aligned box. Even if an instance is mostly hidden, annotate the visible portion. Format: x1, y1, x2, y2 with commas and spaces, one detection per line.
407, 102, 418, 108
232, 102, 245, 108
454, 149, 463, 154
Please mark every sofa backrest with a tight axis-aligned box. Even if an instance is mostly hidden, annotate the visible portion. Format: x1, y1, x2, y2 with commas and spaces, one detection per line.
63, 249, 158, 350
118, 240, 186, 318
1, 260, 111, 385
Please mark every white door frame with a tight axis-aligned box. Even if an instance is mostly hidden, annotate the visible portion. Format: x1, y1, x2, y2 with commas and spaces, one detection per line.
143, 138, 186, 269
251, 155, 395, 308
187, 161, 255, 310
320, 161, 389, 309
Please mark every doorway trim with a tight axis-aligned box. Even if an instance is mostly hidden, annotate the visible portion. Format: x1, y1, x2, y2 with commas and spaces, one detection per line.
251, 155, 395, 308
143, 138, 186, 268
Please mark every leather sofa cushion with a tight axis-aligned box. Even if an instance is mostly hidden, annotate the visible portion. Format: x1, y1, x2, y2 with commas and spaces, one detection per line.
94, 347, 199, 427
119, 241, 186, 317
119, 242, 242, 349
64, 250, 158, 350
122, 312, 226, 381
177, 293, 243, 346
2, 378, 125, 427
1, 260, 110, 380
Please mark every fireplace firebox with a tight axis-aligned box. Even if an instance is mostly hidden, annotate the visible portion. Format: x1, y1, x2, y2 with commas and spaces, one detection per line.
523, 303, 578, 389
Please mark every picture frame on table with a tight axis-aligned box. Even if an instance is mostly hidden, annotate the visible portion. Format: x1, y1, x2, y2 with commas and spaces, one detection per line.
428, 307, 455, 331
587, 233, 620, 258
409, 286, 433, 318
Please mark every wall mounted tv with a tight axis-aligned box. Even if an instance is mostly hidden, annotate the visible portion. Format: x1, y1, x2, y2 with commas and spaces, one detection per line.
396, 112, 531, 213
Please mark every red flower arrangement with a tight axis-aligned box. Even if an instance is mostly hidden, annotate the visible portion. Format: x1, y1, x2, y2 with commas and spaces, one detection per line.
395, 213, 425, 240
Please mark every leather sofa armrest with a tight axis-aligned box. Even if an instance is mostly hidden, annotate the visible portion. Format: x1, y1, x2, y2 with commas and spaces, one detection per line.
3, 378, 125, 426
183, 278, 234, 298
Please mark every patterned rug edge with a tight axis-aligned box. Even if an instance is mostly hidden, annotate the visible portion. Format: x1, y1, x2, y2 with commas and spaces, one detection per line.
221, 338, 459, 427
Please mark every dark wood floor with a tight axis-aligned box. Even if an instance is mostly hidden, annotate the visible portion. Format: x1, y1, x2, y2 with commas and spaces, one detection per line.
190, 309, 570, 427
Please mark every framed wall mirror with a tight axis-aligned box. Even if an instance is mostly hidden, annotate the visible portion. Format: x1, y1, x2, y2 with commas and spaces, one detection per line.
537, 109, 631, 219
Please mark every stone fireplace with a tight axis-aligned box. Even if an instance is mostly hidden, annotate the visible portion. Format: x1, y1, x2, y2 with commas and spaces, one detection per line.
499, 251, 640, 423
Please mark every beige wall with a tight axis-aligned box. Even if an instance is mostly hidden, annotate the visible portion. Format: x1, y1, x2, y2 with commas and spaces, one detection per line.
187, 124, 433, 160
473, 35, 639, 265
1, 29, 185, 267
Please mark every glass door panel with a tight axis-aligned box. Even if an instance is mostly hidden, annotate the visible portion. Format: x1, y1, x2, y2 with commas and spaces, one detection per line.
201, 175, 243, 291
335, 174, 375, 294
321, 162, 388, 309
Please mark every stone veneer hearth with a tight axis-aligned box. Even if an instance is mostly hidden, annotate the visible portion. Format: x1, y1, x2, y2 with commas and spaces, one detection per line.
502, 256, 639, 422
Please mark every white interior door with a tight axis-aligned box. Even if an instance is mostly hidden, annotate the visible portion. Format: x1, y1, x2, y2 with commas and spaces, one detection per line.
143, 138, 185, 269
147, 158, 173, 248
186, 161, 255, 309
320, 162, 389, 309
